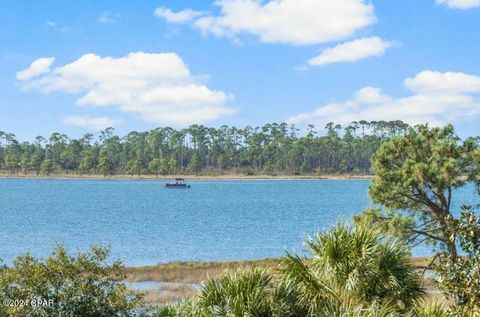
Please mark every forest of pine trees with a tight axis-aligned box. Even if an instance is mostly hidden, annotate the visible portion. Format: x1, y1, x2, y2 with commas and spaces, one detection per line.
0, 120, 410, 176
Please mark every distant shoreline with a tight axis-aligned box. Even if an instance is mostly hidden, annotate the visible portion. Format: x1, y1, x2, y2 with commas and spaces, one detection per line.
0, 173, 374, 181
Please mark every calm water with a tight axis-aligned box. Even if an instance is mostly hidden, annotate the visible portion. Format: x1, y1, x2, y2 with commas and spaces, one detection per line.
0, 179, 478, 266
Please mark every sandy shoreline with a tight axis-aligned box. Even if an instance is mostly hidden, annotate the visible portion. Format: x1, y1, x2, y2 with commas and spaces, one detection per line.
0, 173, 374, 181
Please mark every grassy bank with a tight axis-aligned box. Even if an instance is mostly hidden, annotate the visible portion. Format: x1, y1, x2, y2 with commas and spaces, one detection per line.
124, 258, 279, 283
124, 259, 280, 305
124, 257, 435, 305
125, 257, 430, 283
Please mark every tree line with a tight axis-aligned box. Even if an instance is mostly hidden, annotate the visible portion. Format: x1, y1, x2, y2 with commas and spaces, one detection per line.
1, 124, 479, 316
0, 120, 410, 176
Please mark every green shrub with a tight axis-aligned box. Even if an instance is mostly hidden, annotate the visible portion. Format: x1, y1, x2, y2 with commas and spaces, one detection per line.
436, 206, 480, 316
0, 245, 147, 317
280, 223, 424, 315
160, 268, 304, 317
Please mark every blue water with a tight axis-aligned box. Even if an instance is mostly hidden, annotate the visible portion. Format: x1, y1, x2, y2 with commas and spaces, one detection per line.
0, 179, 478, 266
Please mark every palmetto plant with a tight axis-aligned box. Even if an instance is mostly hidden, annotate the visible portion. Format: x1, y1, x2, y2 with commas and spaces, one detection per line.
279, 223, 425, 315
168, 268, 305, 317
315, 302, 404, 317
410, 301, 446, 317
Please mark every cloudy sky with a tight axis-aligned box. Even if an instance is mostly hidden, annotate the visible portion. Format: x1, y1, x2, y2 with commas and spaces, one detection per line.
1, 0, 480, 139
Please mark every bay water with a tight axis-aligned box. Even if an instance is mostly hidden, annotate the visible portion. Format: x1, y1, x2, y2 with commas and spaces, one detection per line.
0, 178, 478, 266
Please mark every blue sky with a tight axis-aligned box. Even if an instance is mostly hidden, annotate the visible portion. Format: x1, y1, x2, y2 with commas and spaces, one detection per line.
1, 0, 480, 140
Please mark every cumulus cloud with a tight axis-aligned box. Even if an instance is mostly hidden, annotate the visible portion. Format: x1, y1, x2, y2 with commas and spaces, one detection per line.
404, 70, 480, 94
436, 0, 480, 9
18, 52, 234, 125
16, 57, 55, 81
308, 37, 396, 66
354, 87, 393, 104
62, 115, 118, 131
154, 7, 204, 23
155, 0, 376, 45
288, 71, 480, 127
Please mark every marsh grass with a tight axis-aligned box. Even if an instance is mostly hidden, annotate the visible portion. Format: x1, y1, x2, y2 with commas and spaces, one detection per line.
124, 259, 279, 305
124, 258, 279, 283
141, 283, 198, 306
124, 257, 446, 306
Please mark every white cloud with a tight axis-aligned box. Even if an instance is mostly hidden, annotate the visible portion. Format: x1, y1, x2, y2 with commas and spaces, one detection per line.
16, 57, 55, 81
437, 0, 480, 9
308, 37, 395, 66
404, 70, 480, 94
62, 115, 118, 131
98, 11, 119, 24
18, 52, 235, 125
354, 87, 392, 104
154, 7, 204, 23
156, 0, 376, 45
288, 71, 480, 127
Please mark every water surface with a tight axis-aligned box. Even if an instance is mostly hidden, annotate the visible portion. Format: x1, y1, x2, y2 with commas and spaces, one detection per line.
0, 179, 477, 266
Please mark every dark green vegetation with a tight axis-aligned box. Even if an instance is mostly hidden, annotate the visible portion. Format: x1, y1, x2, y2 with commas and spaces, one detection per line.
356, 124, 480, 316
0, 124, 479, 316
0, 246, 147, 317
436, 207, 480, 316
365, 125, 480, 258
0, 120, 409, 177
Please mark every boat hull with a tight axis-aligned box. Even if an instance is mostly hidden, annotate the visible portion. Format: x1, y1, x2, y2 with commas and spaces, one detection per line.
164, 183, 190, 188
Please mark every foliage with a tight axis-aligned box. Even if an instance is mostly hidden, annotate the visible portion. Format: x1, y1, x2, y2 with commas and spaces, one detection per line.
40, 159, 54, 175
157, 268, 304, 317
353, 208, 416, 243
410, 301, 446, 317
363, 124, 480, 315
436, 206, 480, 315
149, 158, 170, 176
314, 302, 408, 317
280, 224, 424, 315
0, 245, 147, 317
0, 121, 409, 176
127, 159, 144, 176
369, 124, 479, 257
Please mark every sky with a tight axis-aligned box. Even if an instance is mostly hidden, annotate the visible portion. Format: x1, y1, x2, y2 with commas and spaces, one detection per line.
1, 0, 480, 140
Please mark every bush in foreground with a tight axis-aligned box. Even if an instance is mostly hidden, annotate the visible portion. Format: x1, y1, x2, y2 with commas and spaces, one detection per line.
0, 245, 147, 317
162, 268, 305, 317
436, 206, 480, 316
280, 224, 424, 315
